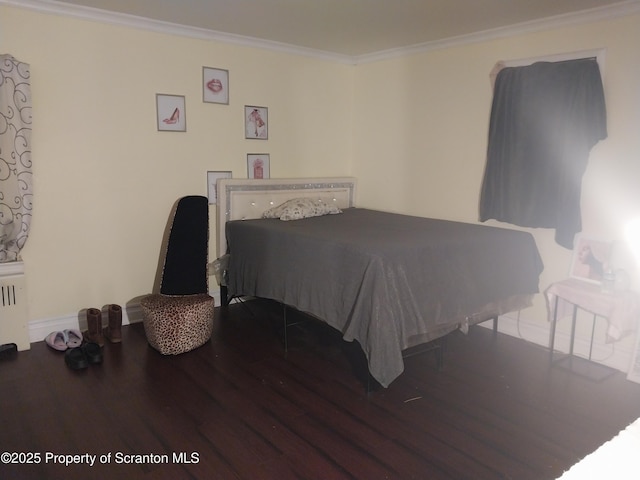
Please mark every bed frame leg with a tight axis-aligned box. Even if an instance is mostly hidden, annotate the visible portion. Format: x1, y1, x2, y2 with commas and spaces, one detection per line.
365, 372, 382, 395
492, 316, 498, 335
436, 341, 444, 371
283, 303, 288, 355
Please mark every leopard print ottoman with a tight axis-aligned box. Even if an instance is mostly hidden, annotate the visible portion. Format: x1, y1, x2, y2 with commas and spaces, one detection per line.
140, 293, 214, 355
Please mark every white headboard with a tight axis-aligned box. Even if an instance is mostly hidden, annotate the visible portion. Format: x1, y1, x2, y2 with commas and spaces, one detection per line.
216, 177, 357, 258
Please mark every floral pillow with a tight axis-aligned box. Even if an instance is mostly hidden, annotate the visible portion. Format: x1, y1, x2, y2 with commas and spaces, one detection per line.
262, 197, 342, 221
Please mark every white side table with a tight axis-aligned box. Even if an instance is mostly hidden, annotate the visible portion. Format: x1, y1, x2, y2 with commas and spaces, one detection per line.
545, 278, 640, 362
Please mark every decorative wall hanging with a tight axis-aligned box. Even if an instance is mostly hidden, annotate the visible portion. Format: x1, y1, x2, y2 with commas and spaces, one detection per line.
207, 171, 232, 204
244, 106, 268, 139
202, 67, 229, 105
156, 94, 186, 132
247, 154, 270, 179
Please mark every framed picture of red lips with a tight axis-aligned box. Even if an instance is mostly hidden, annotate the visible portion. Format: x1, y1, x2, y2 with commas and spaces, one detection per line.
203, 67, 229, 104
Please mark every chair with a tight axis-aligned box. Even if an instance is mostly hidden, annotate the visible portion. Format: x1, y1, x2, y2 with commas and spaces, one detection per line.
141, 196, 214, 355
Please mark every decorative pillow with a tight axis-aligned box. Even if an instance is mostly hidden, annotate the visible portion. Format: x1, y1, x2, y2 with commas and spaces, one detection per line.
262, 197, 342, 221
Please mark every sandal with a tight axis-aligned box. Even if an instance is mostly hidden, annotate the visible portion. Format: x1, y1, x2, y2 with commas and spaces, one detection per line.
64, 329, 83, 348
45, 331, 68, 351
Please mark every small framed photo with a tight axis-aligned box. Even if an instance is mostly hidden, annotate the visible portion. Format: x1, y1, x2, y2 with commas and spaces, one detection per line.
203, 67, 229, 104
156, 94, 186, 132
247, 154, 270, 179
569, 234, 612, 284
207, 171, 232, 204
628, 331, 640, 384
245, 106, 268, 139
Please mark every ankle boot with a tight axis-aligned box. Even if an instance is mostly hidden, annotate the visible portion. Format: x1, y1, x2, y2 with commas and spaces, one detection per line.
84, 308, 104, 347
104, 304, 122, 343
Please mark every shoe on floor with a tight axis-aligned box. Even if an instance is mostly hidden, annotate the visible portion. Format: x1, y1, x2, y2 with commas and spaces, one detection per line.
81, 342, 103, 364
64, 329, 83, 348
65, 347, 88, 370
45, 331, 68, 351
104, 304, 123, 343
0, 343, 17, 361
84, 308, 104, 347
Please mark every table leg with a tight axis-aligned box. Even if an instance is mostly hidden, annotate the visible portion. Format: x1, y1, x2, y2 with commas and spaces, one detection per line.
283, 303, 288, 354
588, 314, 597, 361
549, 296, 559, 356
569, 304, 577, 356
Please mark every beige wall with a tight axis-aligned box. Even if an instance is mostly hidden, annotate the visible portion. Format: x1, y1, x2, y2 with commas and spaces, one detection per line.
353, 14, 640, 351
1, 6, 353, 320
2, 5, 639, 364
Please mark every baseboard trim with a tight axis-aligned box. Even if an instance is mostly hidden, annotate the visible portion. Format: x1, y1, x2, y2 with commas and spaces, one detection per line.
28, 290, 222, 344
29, 304, 144, 344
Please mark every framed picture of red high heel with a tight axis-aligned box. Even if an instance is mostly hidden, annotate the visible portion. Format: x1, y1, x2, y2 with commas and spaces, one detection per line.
156, 94, 186, 132
203, 67, 229, 105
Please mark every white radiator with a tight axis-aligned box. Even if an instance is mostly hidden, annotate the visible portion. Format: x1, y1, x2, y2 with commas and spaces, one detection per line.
0, 261, 30, 351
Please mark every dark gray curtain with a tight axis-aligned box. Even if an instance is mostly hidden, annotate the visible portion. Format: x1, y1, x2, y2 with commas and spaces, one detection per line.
479, 58, 607, 248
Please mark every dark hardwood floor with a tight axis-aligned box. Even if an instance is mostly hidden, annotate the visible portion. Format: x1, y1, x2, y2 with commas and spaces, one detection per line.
1, 298, 639, 479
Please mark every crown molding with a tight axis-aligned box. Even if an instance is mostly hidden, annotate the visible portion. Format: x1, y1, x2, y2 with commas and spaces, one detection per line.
355, 0, 640, 64
2, 0, 640, 65
1, 0, 354, 64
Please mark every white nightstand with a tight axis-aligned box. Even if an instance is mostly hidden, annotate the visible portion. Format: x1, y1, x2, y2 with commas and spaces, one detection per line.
545, 278, 640, 379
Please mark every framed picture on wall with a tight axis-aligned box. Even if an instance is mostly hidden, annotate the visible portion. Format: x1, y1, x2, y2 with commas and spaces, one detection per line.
207, 171, 232, 204
156, 94, 186, 132
247, 154, 270, 179
569, 234, 612, 284
244, 106, 268, 139
203, 67, 229, 104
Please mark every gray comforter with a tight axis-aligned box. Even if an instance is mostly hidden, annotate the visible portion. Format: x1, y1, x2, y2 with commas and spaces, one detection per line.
225, 208, 543, 387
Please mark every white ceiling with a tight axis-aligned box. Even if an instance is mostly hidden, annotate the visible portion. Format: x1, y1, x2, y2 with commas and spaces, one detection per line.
11, 0, 640, 61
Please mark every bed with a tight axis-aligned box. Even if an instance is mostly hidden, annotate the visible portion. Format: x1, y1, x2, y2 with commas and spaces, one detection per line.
216, 177, 543, 388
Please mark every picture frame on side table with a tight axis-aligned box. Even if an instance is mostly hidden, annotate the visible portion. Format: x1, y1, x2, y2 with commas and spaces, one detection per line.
203, 67, 229, 104
569, 234, 612, 284
245, 106, 268, 139
628, 330, 640, 384
156, 94, 186, 132
207, 171, 232, 204
247, 154, 270, 179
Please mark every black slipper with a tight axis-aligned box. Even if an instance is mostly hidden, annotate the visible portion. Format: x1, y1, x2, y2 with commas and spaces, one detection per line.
65, 347, 88, 370
81, 342, 103, 364
0, 343, 17, 361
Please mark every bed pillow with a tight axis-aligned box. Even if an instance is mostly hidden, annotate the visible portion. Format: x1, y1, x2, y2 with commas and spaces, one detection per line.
262, 197, 342, 221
